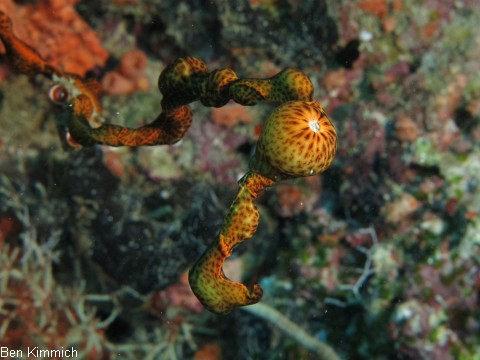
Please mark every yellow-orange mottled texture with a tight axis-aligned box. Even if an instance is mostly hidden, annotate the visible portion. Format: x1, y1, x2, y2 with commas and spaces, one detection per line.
256, 101, 337, 178
0, 0, 108, 76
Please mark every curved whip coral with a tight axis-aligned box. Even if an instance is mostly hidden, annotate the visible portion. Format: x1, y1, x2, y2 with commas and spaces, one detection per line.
189, 101, 337, 314
0, 13, 337, 313
67, 56, 317, 147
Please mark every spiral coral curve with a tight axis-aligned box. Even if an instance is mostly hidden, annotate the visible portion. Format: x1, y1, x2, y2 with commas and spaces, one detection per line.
189, 172, 274, 314
0, 20, 338, 313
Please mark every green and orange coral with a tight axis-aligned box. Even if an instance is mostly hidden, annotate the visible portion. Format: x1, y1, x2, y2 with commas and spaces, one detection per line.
0, 9, 337, 314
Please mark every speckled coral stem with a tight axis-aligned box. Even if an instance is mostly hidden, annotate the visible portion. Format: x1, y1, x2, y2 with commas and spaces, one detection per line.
229, 68, 314, 105
189, 99, 337, 314
68, 95, 193, 146
66, 56, 315, 147
189, 171, 275, 314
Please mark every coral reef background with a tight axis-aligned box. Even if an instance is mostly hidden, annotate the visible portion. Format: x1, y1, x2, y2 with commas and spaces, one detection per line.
0, 0, 479, 359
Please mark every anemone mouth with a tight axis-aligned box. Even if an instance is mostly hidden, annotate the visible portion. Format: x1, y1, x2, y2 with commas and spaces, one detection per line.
308, 119, 320, 133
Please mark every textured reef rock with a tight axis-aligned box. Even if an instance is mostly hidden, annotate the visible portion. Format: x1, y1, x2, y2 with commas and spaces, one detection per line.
54, 148, 230, 293
89, 0, 339, 70
215, 0, 338, 69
